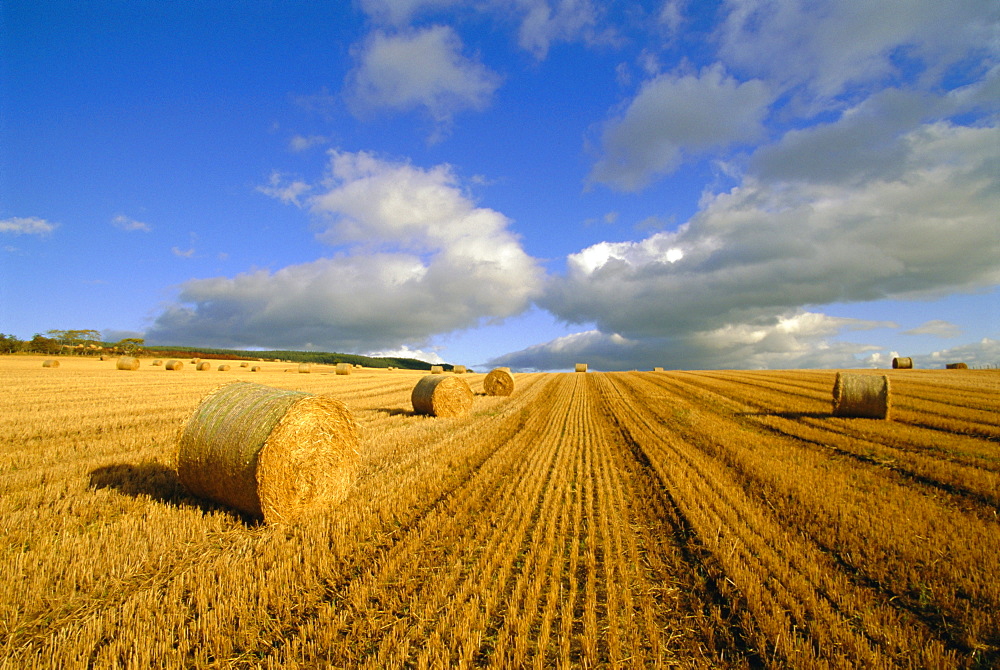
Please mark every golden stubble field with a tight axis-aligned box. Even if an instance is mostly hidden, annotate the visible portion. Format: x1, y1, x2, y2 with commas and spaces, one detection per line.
1, 355, 998, 668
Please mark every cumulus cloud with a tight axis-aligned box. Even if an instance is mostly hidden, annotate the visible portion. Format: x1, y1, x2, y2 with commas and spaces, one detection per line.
904, 319, 962, 338
514, 0, 605, 59
920, 338, 1000, 368
0, 216, 57, 235
111, 214, 152, 232
346, 26, 502, 130
589, 64, 771, 191
148, 151, 543, 354
358, 0, 459, 26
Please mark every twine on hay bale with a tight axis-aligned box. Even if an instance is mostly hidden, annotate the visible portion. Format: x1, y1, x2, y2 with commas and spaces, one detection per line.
116, 357, 140, 371
196, 361, 211, 371
483, 368, 515, 397
430, 365, 444, 374
892, 357, 913, 369
176, 381, 360, 523
217, 364, 231, 371
166, 360, 185, 371
832, 372, 891, 420
411, 375, 474, 417
42, 359, 60, 368
298, 363, 312, 374
336, 363, 352, 375
575, 363, 588, 373
945, 362, 969, 369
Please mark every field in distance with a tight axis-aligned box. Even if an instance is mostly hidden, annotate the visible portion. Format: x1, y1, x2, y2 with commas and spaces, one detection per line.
1, 355, 998, 668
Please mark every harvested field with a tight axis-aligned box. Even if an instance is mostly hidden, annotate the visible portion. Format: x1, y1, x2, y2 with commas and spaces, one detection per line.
1, 355, 997, 668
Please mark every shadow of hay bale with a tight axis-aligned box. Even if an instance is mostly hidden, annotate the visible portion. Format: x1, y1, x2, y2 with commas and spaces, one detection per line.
87, 462, 255, 522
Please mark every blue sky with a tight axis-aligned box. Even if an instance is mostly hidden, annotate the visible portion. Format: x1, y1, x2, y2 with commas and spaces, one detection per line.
3, 0, 998, 371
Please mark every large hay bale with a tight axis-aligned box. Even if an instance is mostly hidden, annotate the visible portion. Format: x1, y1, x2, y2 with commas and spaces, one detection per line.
116, 356, 140, 371
336, 363, 352, 375
42, 359, 60, 368
411, 375, 474, 417
453, 365, 467, 374
298, 363, 311, 374
892, 357, 913, 369
176, 381, 360, 523
575, 363, 588, 373
166, 360, 185, 371
196, 362, 211, 371
217, 364, 231, 371
945, 362, 969, 369
430, 365, 444, 374
483, 368, 515, 397
832, 373, 891, 420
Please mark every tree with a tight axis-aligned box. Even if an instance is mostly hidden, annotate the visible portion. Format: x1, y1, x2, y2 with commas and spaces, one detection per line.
29, 334, 60, 354
116, 338, 144, 355
0, 334, 22, 353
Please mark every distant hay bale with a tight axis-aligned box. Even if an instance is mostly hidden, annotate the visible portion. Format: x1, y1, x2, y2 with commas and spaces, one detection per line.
196, 362, 211, 371
575, 363, 588, 373
116, 357, 140, 371
99, 355, 108, 361
240, 362, 249, 368
411, 375, 474, 417
42, 359, 60, 368
832, 373, 891, 420
176, 381, 360, 523
484, 368, 515, 397
430, 365, 444, 374
218, 364, 231, 371
453, 365, 467, 374
191, 359, 200, 364
653, 367, 664, 372
251, 366, 262, 372
945, 362, 969, 369
166, 360, 185, 371
892, 357, 913, 369
152, 359, 164, 366
298, 363, 311, 374
336, 363, 352, 375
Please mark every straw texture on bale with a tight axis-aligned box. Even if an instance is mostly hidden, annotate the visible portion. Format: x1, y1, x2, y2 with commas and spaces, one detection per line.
430, 365, 444, 374
166, 360, 184, 371
176, 381, 360, 523
336, 363, 352, 375
42, 359, 60, 368
217, 364, 231, 371
832, 373, 891, 420
116, 357, 140, 371
946, 362, 969, 369
298, 363, 311, 374
453, 365, 467, 374
196, 362, 211, 371
411, 375, 474, 417
892, 357, 913, 369
484, 368, 515, 397
575, 363, 588, 373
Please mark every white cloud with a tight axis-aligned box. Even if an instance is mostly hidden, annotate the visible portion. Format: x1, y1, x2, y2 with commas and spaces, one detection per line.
358, 0, 459, 26
148, 151, 543, 353
346, 26, 502, 130
367, 344, 446, 364
171, 246, 195, 259
514, 0, 605, 59
257, 171, 311, 207
589, 64, 771, 191
903, 319, 962, 338
919, 338, 1000, 368
289, 135, 330, 152
111, 214, 152, 232
0, 216, 57, 235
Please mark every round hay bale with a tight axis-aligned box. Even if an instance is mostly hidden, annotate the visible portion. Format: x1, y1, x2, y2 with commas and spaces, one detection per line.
116, 356, 140, 371
892, 357, 913, 369
240, 362, 249, 368
217, 364, 231, 371
483, 368, 515, 397
191, 358, 200, 364
42, 359, 60, 368
251, 366, 262, 372
430, 365, 444, 374
832, 373, 891, 420
411, 375, 474, 417
453, 365, 467, 374
653, 367, 664, 372
164, 360, 184, 371
177, 381, 360, 523
152, 359, 164, 366
575, 363, 588, 373
945, 362, 968, 369
99, 355, 108, 361
336, 363, 352, 375
196, 362, 211, 371
298, 363, 311, 374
